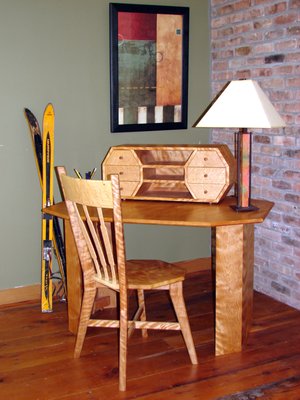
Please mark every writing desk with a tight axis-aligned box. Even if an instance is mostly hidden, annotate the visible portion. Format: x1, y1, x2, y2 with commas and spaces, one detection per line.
45, 196, 273, 356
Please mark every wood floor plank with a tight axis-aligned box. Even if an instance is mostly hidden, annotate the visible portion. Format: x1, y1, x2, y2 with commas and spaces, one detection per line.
1, 271, 300, 399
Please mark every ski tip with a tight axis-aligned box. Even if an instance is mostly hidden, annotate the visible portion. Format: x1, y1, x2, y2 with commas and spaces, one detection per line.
43, 103, 55, 139
44, 103, 55, 117
24, 107, 33, 118
24, 108, 40, 130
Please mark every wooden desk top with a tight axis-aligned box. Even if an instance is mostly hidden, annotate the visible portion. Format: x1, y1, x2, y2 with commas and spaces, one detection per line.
45, 197, 273, 227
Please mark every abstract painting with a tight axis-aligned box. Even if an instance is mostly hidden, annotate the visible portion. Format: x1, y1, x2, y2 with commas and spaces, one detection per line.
109, 4, 189, 132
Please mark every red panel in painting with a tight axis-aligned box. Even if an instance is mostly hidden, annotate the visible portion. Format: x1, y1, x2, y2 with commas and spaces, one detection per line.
118, 12, 157, 41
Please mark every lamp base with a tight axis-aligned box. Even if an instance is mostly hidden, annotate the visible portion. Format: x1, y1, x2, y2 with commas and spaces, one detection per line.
230, 204, 259, 212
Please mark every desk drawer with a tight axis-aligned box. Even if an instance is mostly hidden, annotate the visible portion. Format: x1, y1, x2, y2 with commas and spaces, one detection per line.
104, 149, 139, 166
119, 181, 140, 197
188, 183, 225, 203
104, 166, 140, 182
188, 150, 226, 167
186, 168, 226, 184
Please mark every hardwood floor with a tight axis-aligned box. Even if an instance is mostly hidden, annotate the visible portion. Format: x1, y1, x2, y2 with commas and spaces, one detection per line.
1, 270, 300, 399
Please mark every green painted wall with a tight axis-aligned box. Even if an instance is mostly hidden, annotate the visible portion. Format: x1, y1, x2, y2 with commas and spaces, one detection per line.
0, 0, 210, 290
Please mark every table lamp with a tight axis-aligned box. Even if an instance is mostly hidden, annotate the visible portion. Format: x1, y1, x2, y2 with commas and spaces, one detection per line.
194, 79, 286, 211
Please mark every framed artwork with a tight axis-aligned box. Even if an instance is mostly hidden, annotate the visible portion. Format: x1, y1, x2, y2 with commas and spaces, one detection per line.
109, 3, 189, 133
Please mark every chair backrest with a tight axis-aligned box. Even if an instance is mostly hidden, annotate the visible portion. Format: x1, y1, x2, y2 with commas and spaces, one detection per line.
60, 173, 126, 290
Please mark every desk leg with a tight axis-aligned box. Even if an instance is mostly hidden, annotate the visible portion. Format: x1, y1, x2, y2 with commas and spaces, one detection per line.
65, 220, 83, 334
215, 224, 254, 356
64, 220, 117, 335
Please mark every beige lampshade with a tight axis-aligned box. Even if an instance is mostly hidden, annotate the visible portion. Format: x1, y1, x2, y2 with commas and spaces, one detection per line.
195, 80, 286, 129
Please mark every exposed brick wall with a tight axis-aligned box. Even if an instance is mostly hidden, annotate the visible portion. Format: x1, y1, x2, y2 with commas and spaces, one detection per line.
209, 0, 300, 308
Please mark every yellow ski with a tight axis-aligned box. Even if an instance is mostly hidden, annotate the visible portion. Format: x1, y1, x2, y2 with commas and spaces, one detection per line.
41, 104, 55, 312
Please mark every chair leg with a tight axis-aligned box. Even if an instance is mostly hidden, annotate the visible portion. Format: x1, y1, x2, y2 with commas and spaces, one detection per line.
169, 282, 198, 365
74, 287, 96, 358
137, 289, 148, 338
119, 292, 128, 391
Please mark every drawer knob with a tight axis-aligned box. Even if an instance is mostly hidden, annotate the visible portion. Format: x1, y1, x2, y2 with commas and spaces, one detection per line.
204, 174, 208, 178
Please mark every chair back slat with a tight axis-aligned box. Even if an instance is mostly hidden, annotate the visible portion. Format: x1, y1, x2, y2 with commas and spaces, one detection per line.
81, 204, 107, 280
60, 174, 121, 287
97, 208, 117, 282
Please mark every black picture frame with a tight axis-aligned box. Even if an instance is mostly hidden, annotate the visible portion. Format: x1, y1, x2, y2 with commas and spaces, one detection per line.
109, 3, 189, 133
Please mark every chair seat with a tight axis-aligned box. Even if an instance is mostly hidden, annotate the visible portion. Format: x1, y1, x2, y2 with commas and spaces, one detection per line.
93, 260, 185, 290
126, 259, 185, 290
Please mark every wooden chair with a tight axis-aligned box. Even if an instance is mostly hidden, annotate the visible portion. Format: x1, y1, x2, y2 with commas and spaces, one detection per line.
59, 172, 198, 391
